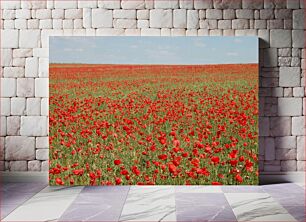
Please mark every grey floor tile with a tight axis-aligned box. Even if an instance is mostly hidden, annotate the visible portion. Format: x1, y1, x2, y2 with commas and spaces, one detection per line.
262, 183, 305, 194
282, 205, 305, 222
59, 187, 130, 221
176, 193, 236, 222
222, 185, 264, 193
270, 192, 305, 206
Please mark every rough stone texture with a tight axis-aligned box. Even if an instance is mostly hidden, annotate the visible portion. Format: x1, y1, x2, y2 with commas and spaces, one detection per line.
279, 67, 301, 87
5, 136, 35, 160
281, 160, 297, 171
213, 0, 241, 9
20, 116, 48, 136
270, 29, 292, 48
275, 136, 297, 149
36, 137, 48, 149
292, 30, 305, 48
264, 137, 275, 160
1, 30, 19, 48
0, 0, 304, 173
36, 149, 48, 160
276, 149, 297, 160
278, 98, 302, 116
150, 9, 172, 28
92, 9, 113, 28
292, 116, 305, 135
19, 30, 41, 48
187, 10, 199, 29
17, 78, 35, 97
11, 98, 26, 115
270, 117, 291, 136
173, 9, 187, 28
7, 116, 21, 136
297, 136, 305, 160
9, 161, 27, 171
28, 160, 41, 171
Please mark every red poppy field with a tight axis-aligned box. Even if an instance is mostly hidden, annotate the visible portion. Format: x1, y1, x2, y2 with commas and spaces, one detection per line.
49, 64, 259, 186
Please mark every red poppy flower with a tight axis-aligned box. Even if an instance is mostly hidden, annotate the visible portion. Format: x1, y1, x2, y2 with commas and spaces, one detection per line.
114, 159, 121, 165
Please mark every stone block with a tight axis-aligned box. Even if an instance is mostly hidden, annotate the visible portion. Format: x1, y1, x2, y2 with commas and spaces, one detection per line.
54, 1, 77, 9
9, 161, 27, 171
206, 9, 222, 19
154, 0, 178, 9
137, 10, 149, 19
263, 48, 277, 67
236, 9, 254, 19
292, 30, 305, 48
292, 116, 305, 136
3, 67, 24, 78
28, 160, 41, 171
232, 19, 249, 29
35, 78, 49, 97
242, 0, 263, 9
1, 30, 19, 48
264, 137, 275, 160
270, 29, 291, 48
279, 67, 300, 87
278, 98, 302, 116
25, 57, 38, 77
187, 10, 199, 29
19, 30, 41, 48
140, 28, 161, 36
0, 98, 10, 116
297, 136, 305, 161
92, 9, 113, 28
281, 160, 297, 171
150, 9, 172, 28
173, 9, 187, 28
1, 78, 16, 97
114, 9, 136, 18
276, 149, 297, 160
36, 149, 48, 160
121, 0, 145, 9
20, 116, 48, 136
17, 78, 35, 97
114, 19, 137, 28
64, 9, 82, 19
7, 116, 20, 136
293, 9, 305, 29
11, 98, 25, 115
213, 0, 241, 9
270, 117, 291, 136
275, 136, 297, 149
26, 98, 41, 116
36, 137, 49, 149
5, 136, 35, 160
98, 0, 120, 9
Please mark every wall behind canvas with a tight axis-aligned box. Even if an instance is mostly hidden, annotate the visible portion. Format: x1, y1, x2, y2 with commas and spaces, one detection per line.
0, 0, 305, 172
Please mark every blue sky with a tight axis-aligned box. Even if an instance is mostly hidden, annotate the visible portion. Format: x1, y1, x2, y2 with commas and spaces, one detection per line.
49, 37, 258, 65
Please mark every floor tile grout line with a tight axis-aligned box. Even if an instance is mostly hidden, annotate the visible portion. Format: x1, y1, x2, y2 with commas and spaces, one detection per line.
3, 185, 84, 222
2, 184, 49, 220
118, 186, 132, 222
56, 186, 86, 221
221, 191, 238, 222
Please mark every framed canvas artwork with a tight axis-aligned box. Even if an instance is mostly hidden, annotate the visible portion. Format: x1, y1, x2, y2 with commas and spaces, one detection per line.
49, 37, 259, 186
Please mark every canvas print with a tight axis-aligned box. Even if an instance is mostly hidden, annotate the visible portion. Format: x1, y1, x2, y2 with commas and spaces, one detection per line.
49, 37, 259, 186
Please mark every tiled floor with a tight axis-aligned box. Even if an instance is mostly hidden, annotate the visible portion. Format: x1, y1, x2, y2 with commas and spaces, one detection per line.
1, 182, 304, 222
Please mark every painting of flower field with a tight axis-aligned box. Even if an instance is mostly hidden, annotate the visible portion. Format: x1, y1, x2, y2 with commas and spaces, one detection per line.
49, 37, 259, 185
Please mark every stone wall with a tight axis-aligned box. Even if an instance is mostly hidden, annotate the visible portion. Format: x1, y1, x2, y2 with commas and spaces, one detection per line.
0, 0, 305, 172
